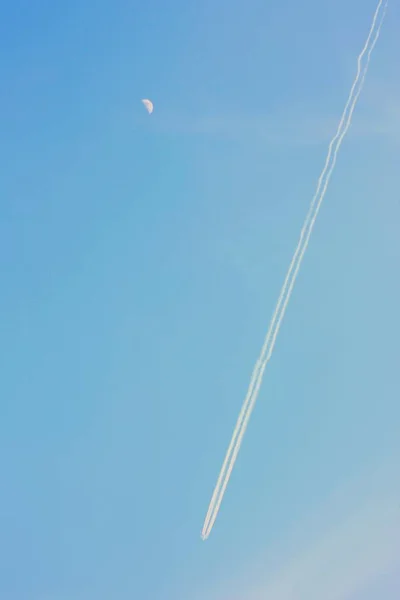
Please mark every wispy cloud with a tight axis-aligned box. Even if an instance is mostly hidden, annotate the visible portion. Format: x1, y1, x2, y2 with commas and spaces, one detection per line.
248, 495, 399, 600
146, 80, 400, 147
149, 99, 400, 146
196, 456, 400, 600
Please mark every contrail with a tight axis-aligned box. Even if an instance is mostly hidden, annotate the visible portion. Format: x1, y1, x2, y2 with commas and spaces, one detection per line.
201, 0, 388, 541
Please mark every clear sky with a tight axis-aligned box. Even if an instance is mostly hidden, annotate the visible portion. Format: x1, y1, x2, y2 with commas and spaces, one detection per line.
1, 1, 399, 599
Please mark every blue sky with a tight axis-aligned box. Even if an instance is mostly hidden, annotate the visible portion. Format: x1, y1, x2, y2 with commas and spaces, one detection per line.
0, 0, 399, 598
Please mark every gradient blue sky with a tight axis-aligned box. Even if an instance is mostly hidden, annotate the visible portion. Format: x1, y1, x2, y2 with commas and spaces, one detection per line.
1, 1, 399, 599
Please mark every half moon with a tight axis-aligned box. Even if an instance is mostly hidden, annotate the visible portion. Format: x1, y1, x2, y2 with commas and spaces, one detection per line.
141, 99, 154, 114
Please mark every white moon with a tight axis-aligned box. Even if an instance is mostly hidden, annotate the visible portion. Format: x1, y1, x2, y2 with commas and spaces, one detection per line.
141, 99, 153, 114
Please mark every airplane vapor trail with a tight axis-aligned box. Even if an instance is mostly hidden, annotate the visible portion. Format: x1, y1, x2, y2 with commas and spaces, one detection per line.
201, 0, 388, 541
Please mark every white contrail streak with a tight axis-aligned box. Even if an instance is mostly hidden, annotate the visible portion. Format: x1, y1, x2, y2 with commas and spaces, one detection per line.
201, 0, 388, 541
